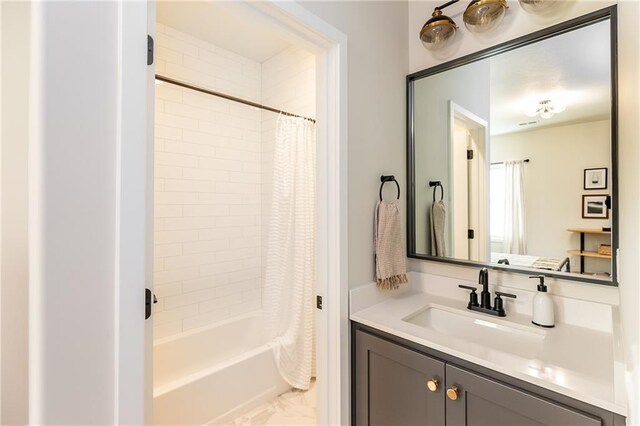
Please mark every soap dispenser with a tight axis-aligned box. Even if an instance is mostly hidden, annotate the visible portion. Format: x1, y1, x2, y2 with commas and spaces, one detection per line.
530, 275, 554, 328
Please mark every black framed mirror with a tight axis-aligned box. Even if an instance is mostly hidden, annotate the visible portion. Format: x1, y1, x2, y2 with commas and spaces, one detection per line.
407, 6, 618, 286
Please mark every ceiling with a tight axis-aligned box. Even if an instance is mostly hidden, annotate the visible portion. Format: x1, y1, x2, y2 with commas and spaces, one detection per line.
490, 20, 611, 135
157, 1, 292, 63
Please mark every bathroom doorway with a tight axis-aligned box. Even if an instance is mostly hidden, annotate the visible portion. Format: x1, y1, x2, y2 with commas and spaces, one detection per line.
142, 2, 347, 425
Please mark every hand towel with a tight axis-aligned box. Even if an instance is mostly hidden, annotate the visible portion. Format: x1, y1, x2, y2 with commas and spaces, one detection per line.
374, 200, 408, 289
430, 200, 446, 257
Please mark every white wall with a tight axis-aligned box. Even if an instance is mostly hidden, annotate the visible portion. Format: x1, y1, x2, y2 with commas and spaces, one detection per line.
29, 2, 120, 423
152, 25, 265, 339
492, 120, 611, 273
616, 1, 640, 422
298, 1, 409, 288
409, 0, 640, 422
1, 1, 29, 424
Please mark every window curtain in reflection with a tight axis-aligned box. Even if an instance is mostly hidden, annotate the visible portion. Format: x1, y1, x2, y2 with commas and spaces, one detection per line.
503, 161, 527, 255
264, 115, 316, 390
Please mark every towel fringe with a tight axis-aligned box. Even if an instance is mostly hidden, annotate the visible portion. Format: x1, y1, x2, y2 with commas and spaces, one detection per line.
376, 273, 408, 290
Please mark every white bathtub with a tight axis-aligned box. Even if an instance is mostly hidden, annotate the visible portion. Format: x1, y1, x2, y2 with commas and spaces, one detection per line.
153, 311, 290, 425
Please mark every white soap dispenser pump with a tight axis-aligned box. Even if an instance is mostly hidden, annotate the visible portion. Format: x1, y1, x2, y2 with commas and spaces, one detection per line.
530, 275, 555, 328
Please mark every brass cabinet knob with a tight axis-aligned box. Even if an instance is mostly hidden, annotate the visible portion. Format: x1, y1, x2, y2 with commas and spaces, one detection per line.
426, 378, 439, 392
446, 385, 460, 401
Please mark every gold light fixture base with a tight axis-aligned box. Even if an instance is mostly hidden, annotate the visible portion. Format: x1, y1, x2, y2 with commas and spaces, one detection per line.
420, 8, 458, 50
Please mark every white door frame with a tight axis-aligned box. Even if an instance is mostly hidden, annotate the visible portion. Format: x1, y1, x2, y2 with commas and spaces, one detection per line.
116, 1, 349, 425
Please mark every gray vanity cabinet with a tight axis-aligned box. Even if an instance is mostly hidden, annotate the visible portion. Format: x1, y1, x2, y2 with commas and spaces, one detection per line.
355, 330, 445, 425
445, 365, 601, 426
354, 327, 622, 426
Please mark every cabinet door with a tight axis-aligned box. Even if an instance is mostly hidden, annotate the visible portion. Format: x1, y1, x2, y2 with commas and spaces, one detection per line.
355, 330, 446, 426
445, 365, 602, 426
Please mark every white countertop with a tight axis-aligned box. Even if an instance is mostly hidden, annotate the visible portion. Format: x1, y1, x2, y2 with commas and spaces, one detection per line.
350, 273, 627, 416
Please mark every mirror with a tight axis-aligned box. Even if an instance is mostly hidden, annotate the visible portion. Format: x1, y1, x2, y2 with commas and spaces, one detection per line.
407, 8, 618, 285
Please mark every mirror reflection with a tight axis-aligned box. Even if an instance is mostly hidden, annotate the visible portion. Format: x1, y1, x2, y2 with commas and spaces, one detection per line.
411, 18, 614, 282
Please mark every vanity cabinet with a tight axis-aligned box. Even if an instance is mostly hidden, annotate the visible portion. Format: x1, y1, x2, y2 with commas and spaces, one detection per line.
446, 365, 600, 426
355, 330, 445, 425
354, 326, 624, 426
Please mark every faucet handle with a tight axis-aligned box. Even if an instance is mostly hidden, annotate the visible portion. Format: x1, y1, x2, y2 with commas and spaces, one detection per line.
495, 291, 517, 299
458, 285, 479, 308
493, 291, 517, 317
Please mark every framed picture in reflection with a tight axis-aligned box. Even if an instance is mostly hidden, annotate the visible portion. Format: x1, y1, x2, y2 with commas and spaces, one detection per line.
582, 194, 609, 219
584, 168, 607, 190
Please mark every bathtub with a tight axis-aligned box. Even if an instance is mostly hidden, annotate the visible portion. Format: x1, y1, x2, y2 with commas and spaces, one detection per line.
153, 311, 290, 425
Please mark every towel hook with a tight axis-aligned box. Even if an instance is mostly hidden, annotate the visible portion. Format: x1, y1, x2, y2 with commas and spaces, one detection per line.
429, 181, 444, 203
380, 175, 400, 201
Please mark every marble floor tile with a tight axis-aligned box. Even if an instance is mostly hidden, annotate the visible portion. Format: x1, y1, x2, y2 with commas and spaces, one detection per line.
230, 380, 316, 426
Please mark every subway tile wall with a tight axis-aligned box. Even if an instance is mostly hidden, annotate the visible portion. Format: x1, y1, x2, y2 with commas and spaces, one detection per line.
153, 24, 315, 340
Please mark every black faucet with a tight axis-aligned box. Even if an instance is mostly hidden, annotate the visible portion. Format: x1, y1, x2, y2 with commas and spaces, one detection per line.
458, 268, 517, 317
479, 267, 490, 308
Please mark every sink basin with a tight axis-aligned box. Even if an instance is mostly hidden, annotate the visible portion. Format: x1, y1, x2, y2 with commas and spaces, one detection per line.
402, 304, 546, 358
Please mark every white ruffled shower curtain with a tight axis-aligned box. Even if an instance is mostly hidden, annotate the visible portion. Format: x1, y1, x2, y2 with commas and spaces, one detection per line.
503, 161, 527, 255
263, 115, 316, 390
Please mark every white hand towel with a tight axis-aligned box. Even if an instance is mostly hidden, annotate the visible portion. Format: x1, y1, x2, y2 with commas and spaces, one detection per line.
374, 200, 408, 289
430, 200, 446, 257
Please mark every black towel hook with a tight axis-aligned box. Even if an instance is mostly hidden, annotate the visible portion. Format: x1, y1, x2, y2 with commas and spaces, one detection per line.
380, 175, 400, 201
429, 181, 444, 203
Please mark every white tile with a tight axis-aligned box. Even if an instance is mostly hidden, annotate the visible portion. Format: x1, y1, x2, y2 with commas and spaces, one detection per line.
154, 192, 199, 205
155, 152, 198, 168
154, 320, 183, 340
182, 205, 229, 217
154, 267, 199, 286
199, 260, 244, 277
164, 217, 217, 231
199, 293, 243, 314
155, 230, 199, 244
154, 243, 183, 258
182, 168, 229, 181
164, 287, 216, 310
154, 205, 183, 218
215, 279, 257, 298
154, 303, 199, 325
164, 178, 213, 193
182, 273, 229, 293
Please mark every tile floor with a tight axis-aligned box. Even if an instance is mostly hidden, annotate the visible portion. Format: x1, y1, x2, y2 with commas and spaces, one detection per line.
230, 380, 316, 425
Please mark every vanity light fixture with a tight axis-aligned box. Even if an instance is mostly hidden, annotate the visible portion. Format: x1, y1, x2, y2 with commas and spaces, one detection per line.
526, 99, 566, 120
518, 0, 558, 13
420, 0, 509, 49
419, 0, 459, 50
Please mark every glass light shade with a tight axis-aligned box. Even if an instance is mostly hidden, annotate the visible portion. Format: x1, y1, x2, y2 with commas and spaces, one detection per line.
518, 0, 557, 13
420, 10, 458, 50
539, 108, 554, 119
463, 0, 508, 33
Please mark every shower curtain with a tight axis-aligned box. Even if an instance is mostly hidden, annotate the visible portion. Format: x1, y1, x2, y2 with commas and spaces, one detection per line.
503, 161, 527, 255
263, 115, 316, 390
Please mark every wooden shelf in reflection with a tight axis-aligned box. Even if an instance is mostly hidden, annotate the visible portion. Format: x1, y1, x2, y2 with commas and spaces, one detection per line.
566, 249, 611, 259
566, 228, 611, 235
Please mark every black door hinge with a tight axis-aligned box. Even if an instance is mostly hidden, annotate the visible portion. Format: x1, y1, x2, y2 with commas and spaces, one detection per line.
147, 35, 154, 66
316, 295, 323, 310
467, 149, 474, 160
145, 288, 157, 320
468, 229, 475, 239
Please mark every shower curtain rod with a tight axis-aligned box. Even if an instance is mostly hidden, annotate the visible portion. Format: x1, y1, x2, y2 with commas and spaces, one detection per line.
491, 158, 530, 165
155, 74, 316, 124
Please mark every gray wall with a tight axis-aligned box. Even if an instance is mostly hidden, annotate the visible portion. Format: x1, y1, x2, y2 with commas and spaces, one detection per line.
299, 1, 410, 288
413, 60, 490, 255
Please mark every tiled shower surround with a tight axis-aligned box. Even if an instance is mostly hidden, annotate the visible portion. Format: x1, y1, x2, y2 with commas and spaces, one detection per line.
153, 24, 315, 339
